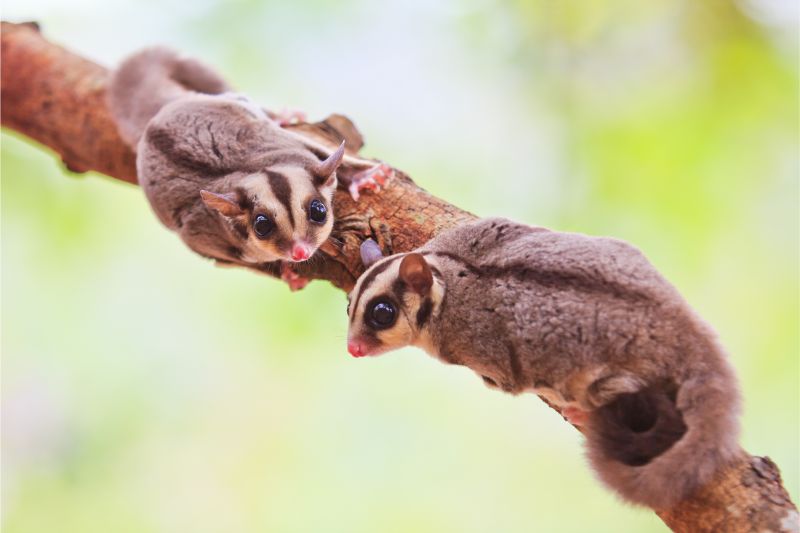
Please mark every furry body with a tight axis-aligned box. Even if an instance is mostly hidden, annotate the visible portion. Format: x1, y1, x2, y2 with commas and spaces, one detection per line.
108, 48, 342, 270
347, 218, 741, 508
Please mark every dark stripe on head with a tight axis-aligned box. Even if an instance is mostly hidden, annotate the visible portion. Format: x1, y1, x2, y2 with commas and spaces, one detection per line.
266, 171, 294, 227
391, 278, 407, 302
231, 219, 249, 240
416, 298, 433, 328
235, 187, 254, 212
350, 256, 401, 324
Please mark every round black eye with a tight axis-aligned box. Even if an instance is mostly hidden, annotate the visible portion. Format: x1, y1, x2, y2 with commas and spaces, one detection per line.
308, 199, 327, 224
369, 301, 397, 329
253, 215, 274, 238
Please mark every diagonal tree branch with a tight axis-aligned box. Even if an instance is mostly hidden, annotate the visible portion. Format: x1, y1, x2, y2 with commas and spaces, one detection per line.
1, 21, 796, 533
0, 20, 474, 290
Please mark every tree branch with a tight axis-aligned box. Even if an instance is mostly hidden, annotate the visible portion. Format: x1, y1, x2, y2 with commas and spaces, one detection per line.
0, 20, 474, 290
2, 21, 796, 532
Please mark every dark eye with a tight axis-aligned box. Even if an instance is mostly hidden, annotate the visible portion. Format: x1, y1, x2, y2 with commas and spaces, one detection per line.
368, 301, 397, 329
308, 199, 327, 224
253, 215, 274, 238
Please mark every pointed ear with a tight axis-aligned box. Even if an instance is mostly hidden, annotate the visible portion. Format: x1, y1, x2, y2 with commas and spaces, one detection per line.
360, 239, 384, 268
314, 141, 345, 187
399, 253, 433, 295
200, 190, 243, 217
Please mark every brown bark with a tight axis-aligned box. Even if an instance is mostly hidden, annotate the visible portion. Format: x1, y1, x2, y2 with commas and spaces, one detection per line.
1, 21, 796, 532
657, 452, 798, 532
0, 20, 474, 290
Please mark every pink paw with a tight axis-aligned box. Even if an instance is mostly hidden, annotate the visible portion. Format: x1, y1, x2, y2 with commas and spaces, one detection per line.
273, 108, 307, 127
348, 163, 393, 201
563, 405, 589, 427
281, 262, 310, 292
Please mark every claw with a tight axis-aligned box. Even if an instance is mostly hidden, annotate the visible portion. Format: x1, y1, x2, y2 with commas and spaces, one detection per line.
348, 163, 393, 201
280, 262, 310, 291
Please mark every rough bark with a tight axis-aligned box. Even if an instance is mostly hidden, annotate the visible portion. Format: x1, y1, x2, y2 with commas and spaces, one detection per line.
0, 20, 474, 290
657, 452, 798, 532
1, 21, 796, 532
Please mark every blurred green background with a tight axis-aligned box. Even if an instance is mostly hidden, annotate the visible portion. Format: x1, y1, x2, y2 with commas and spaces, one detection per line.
2, 1, 797, 532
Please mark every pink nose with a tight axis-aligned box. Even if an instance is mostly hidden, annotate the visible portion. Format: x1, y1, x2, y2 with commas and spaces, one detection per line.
348, 340, 364, 358
291, 243, 310, 261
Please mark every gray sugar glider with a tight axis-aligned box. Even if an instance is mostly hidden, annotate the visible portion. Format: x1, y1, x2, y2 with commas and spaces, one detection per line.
346, 218, 741, 509
108, 47, 391, 289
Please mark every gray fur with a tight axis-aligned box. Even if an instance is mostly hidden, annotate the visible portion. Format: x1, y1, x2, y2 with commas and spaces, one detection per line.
107, 47, 339, 268
108, 47, 232, 147
347, 218, 741, 509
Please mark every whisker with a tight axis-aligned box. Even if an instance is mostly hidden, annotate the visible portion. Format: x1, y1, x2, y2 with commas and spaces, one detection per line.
326, 236, 345, 250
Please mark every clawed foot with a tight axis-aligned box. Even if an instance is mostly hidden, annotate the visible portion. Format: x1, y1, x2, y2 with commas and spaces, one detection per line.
271, 108, 307, 127
347, 163, 393, 201
281, 262, 310, 291
563, 405, 589, 427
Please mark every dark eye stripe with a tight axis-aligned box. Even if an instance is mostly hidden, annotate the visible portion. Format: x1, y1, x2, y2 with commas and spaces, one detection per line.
232, 219, 249, 240
266, 170, 294, 228
416, 298, 433, 328
349, 256, 402, 324
391, 278, 407, 302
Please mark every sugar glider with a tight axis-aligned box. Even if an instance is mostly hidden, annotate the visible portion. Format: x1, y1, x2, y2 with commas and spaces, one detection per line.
108, 47, 391, 288
346, 218, 741, 509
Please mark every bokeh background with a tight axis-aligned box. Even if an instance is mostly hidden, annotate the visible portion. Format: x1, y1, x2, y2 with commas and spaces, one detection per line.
2, 1, 798, 532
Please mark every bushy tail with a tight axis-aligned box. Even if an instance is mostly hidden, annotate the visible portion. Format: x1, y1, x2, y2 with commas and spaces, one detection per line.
107, 47, 231, 147
585, 368, 741, 509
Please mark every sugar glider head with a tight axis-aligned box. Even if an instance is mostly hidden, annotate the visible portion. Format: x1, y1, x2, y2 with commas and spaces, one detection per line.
200, 142, 344, 263
346, 240, 445, 358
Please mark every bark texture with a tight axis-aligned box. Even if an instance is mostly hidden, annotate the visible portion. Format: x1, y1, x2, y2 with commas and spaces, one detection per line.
657, 452, 798, 532
1, 21, 796, 532
0, 21, 474, 290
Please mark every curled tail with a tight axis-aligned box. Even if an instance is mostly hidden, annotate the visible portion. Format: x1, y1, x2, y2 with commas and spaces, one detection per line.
586, 368, 741, 509
107, 47, 231, 147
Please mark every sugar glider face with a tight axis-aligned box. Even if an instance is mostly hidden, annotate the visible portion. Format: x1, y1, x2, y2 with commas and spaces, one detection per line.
347, 243, 444, 358
201, 143, 344, 263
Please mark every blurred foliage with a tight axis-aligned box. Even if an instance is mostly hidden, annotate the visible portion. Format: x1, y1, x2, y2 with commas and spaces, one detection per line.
1, 1, 797, 532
